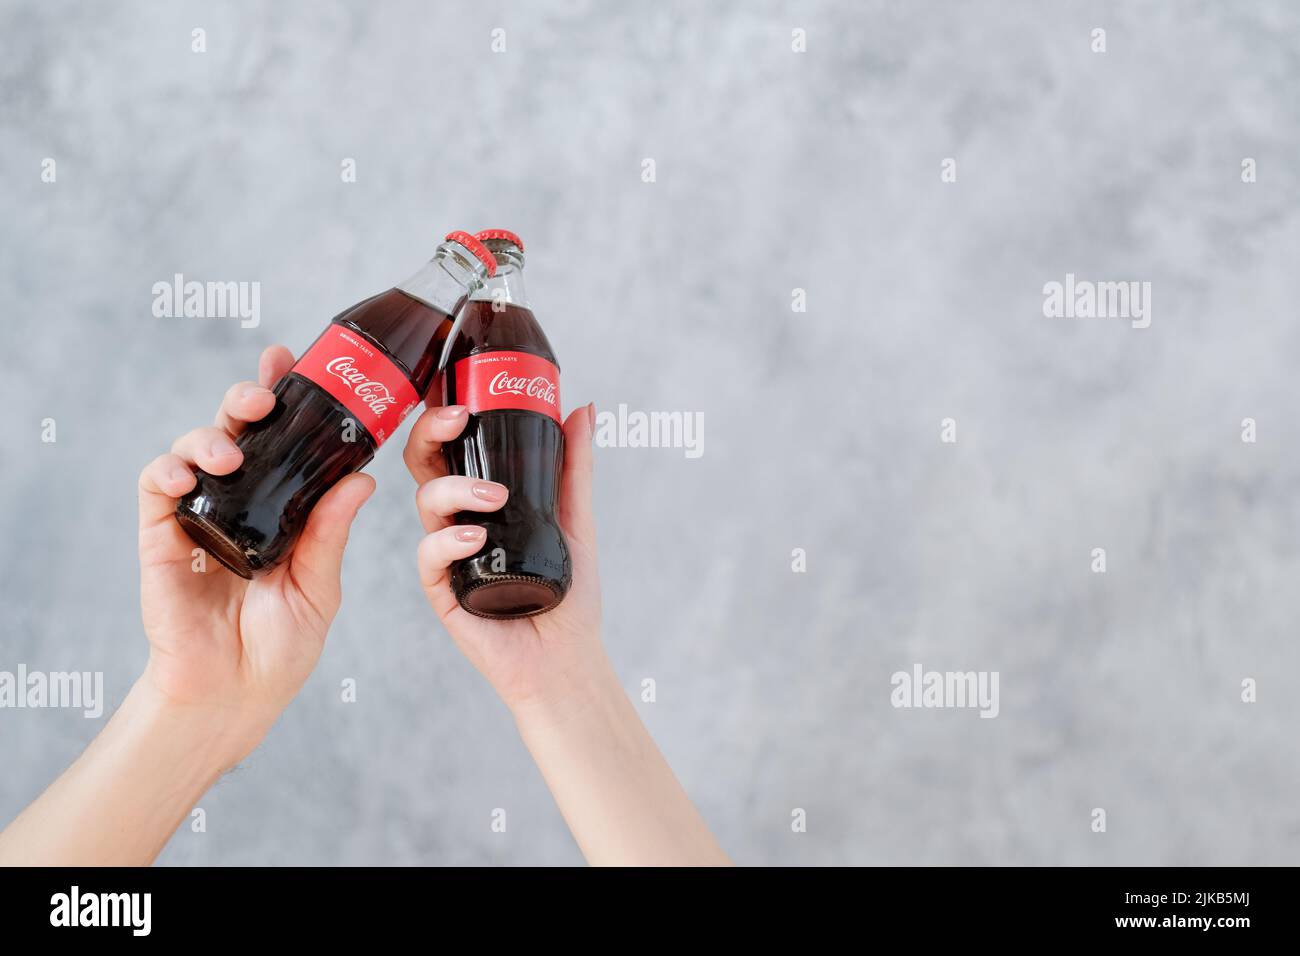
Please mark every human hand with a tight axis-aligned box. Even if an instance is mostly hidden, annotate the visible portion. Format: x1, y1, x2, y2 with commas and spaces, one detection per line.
402, 402, 607, 722
136, 345, 374, 768
403, 402, 729, 865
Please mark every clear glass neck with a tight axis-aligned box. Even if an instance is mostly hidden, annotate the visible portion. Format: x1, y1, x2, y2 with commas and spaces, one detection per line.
471, 247, 528, 308
397, 244, 488, 316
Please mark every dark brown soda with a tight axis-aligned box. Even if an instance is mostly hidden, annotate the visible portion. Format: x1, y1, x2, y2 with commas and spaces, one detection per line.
440, 299, 571, 617
176, 289, 453, 577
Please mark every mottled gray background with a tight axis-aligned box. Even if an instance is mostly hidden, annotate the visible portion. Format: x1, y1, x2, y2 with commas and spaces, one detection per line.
2, 0, 1298, 865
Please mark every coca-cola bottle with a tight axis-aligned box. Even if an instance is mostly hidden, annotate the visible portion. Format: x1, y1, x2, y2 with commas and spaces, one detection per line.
439, 229, 572, 618
175, 231, 498, 577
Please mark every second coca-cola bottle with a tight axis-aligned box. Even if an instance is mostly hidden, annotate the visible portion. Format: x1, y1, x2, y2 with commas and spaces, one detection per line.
440, 229, 572, 618
175, 231, 498, 577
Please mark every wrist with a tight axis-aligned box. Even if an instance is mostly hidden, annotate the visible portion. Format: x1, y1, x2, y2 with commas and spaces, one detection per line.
506, 649, 626, 738
125, 676, 269, 776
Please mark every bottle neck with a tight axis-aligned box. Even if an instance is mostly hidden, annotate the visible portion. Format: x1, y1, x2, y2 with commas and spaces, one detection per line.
472, 248, 529, 308
397, 251, 484, 317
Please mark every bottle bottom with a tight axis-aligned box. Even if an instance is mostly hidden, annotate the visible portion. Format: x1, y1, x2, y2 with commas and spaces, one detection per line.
456, 573, 565, 620
174, 507, 261, 580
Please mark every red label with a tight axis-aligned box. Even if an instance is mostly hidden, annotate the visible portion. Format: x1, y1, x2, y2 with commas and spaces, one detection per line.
291, 325, 420, 445
454, 350, 561, 423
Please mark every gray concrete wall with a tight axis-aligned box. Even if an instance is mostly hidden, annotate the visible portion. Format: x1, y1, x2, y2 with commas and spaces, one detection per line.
1, 0, 1297, 864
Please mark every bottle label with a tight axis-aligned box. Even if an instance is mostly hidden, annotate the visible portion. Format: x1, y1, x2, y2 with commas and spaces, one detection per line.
454, 350, 561, 423
292, 324, 420, 446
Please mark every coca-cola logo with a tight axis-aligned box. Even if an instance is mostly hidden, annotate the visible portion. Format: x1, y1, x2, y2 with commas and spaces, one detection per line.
452, 350, 562, 424
325, 356, 397, 416
488, 370, 558, 407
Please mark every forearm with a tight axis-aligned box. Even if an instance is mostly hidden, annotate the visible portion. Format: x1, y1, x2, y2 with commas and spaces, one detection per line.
512, 657, 731, 867
0, 678, 244, 866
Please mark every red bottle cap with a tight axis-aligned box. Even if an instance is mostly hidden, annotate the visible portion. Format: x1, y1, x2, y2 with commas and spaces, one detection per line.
444, 230, 497, 277
475, 229, 524, 253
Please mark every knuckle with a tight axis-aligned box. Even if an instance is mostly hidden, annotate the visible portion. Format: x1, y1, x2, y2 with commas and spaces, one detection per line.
140, 453, 175, 489
421, 476, 454, 510
415, 479, 433, 511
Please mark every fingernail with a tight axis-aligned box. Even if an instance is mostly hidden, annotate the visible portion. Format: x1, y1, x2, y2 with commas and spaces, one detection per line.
586, 402, 596, 431
472, 481, 507, 501
454, 525, 486, 542
437, 405, 467, 420
169, 465, 192, 484
210, 436, 240, 458
241, 384, 272, 400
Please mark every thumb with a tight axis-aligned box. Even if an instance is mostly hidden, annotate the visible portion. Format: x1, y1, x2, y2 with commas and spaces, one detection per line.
558, 404, 596, 554
287, 472, 376, 613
